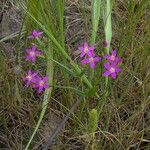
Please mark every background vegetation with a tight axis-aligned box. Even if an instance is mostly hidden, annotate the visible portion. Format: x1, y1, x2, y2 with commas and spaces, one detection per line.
0, 0, 150, 149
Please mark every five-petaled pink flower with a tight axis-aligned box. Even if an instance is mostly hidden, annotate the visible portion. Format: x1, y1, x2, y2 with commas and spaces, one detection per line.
81, 55, 101, 69
23, 70, 38, 86
104, 49, 120, 63
26, 45, 41, 62
33, 76, 49, 93
103, 62, 122, 79
27, 30, 43, 39
78, 42, 94, 58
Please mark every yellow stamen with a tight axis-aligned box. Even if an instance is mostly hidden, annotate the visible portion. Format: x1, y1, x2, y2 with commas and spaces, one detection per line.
27, 75, 32, 80
84, 47, 88, 53
110, 55, 115, 61
89, 57, 94, 62
30, 51, 35, 56
39, 81, 44, 86
110, 67, 115, 73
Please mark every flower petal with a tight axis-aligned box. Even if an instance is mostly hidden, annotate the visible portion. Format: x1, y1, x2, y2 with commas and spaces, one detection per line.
38, 87, 43, 93
88, 51, 95, 57
103, 54, 110, 59
103, 71, 111, 77
26, 56, 31, 61
94, 57, 101, 62
26, 49, 31, 53
111, 49, 117, 56
89, 46, 95, 51
37, 32, 43, 36
31, 57, 36, 62
104, 63, 111, 70
80, 52, 86, 58
90, 62, 95, 69
84, 42, 88, 48
78, 46, 84, 51
81, 58, 89, 64
111, 73, 117, 79
115, 68, 122, 73
35, 51, 41, 56
32, 45, 36, 51
43, 76, 49, 81
44, 84, 49, 89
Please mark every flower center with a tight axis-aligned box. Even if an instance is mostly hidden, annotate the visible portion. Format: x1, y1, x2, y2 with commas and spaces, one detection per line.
89, 57, 94, 62
84, 47, 89, 53
110, 67, 115, 73
27, 75, 32, 81
30, 51, 35, 57
110, 55, 115, 61
39, 81, 44, 87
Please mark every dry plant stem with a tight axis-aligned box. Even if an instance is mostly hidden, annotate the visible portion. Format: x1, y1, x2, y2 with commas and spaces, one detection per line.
43, 98, 81, 150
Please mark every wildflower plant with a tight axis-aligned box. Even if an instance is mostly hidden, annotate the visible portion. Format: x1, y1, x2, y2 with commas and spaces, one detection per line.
20, 0, 124, 149
25, 44, 41, 62
27, 30, 43, 39
23, 30, 49, 94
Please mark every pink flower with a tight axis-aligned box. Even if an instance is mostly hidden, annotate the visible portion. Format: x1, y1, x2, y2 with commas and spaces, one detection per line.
103, 62, 122, 79
26, 45, 41, 62
23, 70, 38, 86
78, 42, 94, 58
81, 56, 101, 69
27, 30, 43, 39
33, 75, 49, 93
103, 40, 108, 48
104, 49, 120, 63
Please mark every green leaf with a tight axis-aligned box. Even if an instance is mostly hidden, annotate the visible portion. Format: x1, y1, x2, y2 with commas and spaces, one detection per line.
87, 109, 98, 133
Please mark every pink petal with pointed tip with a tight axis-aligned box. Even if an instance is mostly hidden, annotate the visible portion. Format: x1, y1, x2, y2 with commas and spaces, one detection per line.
89, 46, 95, 51
104, 63, 111, 70
111, 49, 117, 56
103, 71, 111, 77
80, 52, 86, 58
115, 68, 122, 73
90, 62, 95, 69
104, 54, 109, 59
81, 59, 89, 64
84, 42, 88, 48
26, 49, 31, 53
38, 87, 43, 93
78, 47, 84, 51
111, 73, 117, 79
94, 57, 101, 62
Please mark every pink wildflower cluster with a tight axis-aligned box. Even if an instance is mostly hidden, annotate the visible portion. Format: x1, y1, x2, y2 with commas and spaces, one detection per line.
23, 30, 49, 93
103, 49, 122, 79
79, 42, 122, 79
79, 42, 101, 69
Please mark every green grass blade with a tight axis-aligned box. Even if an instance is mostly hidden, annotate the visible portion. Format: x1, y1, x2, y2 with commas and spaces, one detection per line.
91, 0, 101, 44
103, 0, 112, 54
